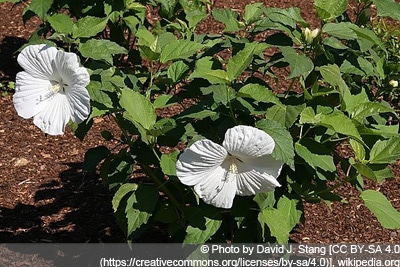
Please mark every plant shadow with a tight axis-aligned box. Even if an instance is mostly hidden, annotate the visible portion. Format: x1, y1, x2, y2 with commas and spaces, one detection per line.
0, 162, 125, 243
0, 36, 25, 83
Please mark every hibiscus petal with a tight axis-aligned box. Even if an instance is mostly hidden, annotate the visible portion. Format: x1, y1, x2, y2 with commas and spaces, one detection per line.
17, 44, 59, 80
194, 162, 237, 209
67, 85, 91, 123
223, 125, 275, 158
54, 49, 90, 87
13, 71, 53, 119
33, 93, 72, 135
176, 139, 227, 186
235, 155, 283, 196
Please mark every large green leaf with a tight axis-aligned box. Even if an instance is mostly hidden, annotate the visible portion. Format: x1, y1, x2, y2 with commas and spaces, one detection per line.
26, 0, 53, 19
72, 16, 108, 38
372, 0, 400, 21
160, 150, 180, 176
265, 104, 305, 128
280, 47, 313, 79
125, 185, 159, 237
120, 89, 156, 130
160, 39, 204, 63
351, 102, 394, 123
319, 109, 363, 143
237, 84, 281, 105
227, 44, 256, 81
212, 8, 241, 32
322, 22, 357, 40
243, 3, 264, 24
184, 217, 222, 244
190, 57, 229, 84
295, 142, 336, 172
256, 119, 295, 169
48, 13, 73, 34
258, 196, 301, 244
112, 183, 138, 212
167, 61, 190, 83
79, 39, 128, 64
369, 137, 400, 164
360, 190, 400, 229
314, 0, 347, 21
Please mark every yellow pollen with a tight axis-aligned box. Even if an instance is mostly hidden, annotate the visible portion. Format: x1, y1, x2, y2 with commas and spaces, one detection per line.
52, 83, 63, 93
228, 158, 239, 174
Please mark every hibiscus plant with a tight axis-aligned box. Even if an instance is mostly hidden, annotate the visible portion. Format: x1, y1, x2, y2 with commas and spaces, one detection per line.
7, 0, 400, 243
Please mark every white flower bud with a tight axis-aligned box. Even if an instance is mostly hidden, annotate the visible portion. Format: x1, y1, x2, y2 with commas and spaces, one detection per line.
389, 80, 399, 88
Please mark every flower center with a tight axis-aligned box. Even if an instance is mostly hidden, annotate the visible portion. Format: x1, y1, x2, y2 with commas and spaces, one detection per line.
51, 82, 67, 94
227, 156, 239, 174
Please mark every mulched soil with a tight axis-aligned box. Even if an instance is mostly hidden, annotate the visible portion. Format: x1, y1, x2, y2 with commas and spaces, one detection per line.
1, 0, 400, 251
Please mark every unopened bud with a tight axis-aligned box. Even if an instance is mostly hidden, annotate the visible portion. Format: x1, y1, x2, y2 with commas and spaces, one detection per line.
389, 80, 398, 88
303, 27, 320, 44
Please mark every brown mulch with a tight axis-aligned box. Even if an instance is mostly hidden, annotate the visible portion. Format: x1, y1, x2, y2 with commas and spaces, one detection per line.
0, 0, 400, 247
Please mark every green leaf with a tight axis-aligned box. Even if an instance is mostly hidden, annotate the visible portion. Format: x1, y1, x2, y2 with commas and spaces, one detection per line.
369, 137, 400, 164
319, 109, 363, 143
322, 22, 357, 40
48, 13, 73, 34
227, 44, 257, 81
160, 39, 204, 63
243, 3, 264, 24
190, 57, 229, 84
351, 102, 394, 123
259, 208, 288, 243
265, 104, 305, 128
299, 106, 319, 124
259, 197, 301, 244
120, 89, 156, 130
79, 39, 128, 64
360, 190, 400, 229
253, 191, 276, 210
212, 8, 241, 32
372, 0, 400, 21
184, 217, 222, 244
237, 84, 281, 105
280, 46, 313, 79
26, 0, 53, 19
201, 84, 235, 105
277, 196, 302, 230
72, 16, 108, 38
314, 0, 347, 21
153, 94, 174, 109
350, 159, 378, 181
83, 146, 110, 173
123, 16, 140, 33
160, 150, 180, 176
125, 185, 159, 237
167, 61, 189, 83
349, 139, 365, 161
112, 183, 138, 212
256, 119, 295, 169
295, 142, 336, 172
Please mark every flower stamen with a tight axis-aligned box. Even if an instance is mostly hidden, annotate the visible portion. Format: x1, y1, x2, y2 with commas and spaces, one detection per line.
227, 156, 239, 174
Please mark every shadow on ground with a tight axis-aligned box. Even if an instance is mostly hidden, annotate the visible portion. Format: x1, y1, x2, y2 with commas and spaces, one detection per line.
0, 163, 125, 243
0, 36, 25, 82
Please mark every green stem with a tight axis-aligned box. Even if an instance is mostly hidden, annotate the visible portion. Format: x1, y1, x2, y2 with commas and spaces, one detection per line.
141, 164, 184, 213
227, 85, 239, 125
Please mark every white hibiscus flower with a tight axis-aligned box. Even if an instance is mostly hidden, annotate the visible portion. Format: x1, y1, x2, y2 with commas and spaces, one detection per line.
176, 125, 283, 209
13, 44, 90, 135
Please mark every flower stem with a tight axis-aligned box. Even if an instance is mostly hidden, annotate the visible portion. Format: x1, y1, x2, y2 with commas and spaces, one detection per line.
140, 164, 184, 213
227, 85, 239, 125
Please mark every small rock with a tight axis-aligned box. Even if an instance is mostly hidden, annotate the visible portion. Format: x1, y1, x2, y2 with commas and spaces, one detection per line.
12, 157, 30, 167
